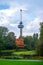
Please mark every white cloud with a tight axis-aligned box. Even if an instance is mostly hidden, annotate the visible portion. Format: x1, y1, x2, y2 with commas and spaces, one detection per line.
23, 32, 33, 37
0, 8, 18, 16
0, 12, 9, 26
10, 23, 17, 27
22, 17, 43, 37
26, 17, 42, 33
0, 1, 27, 26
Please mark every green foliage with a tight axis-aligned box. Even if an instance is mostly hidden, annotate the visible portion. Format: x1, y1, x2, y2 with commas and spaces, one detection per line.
37, 22, 43, 56
24, 35, 38, 50
6, 32, 16, 49
32, 33, 38, 50
0, 26, 16, 50
40, 22, 43, 44
24, 36, 33, 50
0, 26, 8, 37
39, 22, 43, 56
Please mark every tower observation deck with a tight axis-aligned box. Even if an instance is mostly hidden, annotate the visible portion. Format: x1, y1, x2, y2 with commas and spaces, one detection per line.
18, 9, 24, 37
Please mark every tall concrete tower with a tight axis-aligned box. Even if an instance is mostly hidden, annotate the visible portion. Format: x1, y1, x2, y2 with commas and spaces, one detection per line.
18, 9, 24, 37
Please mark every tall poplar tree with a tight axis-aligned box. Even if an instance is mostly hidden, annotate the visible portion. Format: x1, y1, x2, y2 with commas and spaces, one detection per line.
40, 22, 43, 56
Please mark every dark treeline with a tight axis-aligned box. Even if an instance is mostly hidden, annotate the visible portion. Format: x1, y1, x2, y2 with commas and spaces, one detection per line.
0, 26, 38, 50
0, 22, 43, 56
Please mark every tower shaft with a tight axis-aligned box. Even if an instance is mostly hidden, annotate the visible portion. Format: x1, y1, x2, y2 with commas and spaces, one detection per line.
20, 28, 22, 37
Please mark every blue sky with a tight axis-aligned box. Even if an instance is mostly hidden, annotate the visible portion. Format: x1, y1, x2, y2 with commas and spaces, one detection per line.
0, 0, 43, 38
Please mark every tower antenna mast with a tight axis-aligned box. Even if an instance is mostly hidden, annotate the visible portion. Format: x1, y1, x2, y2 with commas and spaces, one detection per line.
20, 9, 22, 22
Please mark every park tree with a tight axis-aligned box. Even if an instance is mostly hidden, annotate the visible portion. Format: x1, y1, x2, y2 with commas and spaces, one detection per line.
0, 26, 16, 50
5, 32, 16, 49
0, 26, 8, 37
24, 36, 33, 50
0, 26, 8, 50
32, 33, 38, 50
7, 32, 16, 41
39, 22, 43, 56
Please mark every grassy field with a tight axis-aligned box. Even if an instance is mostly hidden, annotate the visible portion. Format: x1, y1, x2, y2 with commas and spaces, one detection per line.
0, 50, 43, 60
1, 50, 15, 52
1, 50, 37, 55
0, 60, 43, 65
13, 50, 36, 55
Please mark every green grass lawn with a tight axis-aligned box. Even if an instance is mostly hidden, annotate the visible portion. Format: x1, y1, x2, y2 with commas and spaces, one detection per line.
1, 50, 15, 52
13, 50, 36, 55
0, 60, 43, 65
1, 50, 43, 60
1, 50, 37, 55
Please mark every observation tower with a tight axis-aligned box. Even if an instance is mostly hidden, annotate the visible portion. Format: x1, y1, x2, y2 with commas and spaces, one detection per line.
18, 9, 24, 37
